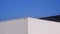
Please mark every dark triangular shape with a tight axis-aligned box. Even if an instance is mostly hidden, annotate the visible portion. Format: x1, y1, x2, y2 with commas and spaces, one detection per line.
39, 15, 60, 22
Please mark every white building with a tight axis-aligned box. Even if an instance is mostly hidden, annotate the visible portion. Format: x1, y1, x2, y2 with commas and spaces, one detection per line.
0, 17, 60, 34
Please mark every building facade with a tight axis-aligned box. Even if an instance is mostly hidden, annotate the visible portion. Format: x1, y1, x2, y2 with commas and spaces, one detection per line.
0, 17, 60, 34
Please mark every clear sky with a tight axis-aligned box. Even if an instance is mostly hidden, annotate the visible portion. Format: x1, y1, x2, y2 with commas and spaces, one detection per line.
0, 0, 60, 21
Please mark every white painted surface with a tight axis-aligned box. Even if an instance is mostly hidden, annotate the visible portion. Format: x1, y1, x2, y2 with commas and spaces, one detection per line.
28, 18, 60, 34
0, 17, 60, 34
0, 18, 28, 34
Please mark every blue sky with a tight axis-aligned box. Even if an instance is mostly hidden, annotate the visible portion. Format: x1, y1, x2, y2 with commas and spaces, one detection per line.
0, 0, 60, 21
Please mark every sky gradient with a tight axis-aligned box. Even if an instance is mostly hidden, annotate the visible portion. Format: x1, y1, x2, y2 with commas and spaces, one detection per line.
0, 0, 60, 21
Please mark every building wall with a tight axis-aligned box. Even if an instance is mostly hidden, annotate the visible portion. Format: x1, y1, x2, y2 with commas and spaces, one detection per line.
28, 18, 60, 34
0, 18, 28, 34
0, 18, 60, 34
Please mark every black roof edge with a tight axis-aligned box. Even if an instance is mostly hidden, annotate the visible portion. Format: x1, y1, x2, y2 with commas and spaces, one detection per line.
38, 15, 60, 22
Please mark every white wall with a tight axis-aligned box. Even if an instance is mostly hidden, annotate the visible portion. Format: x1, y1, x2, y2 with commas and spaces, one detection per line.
28, 18, 60, 34
0, 17, 60, 34
0, 18, 28, 34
